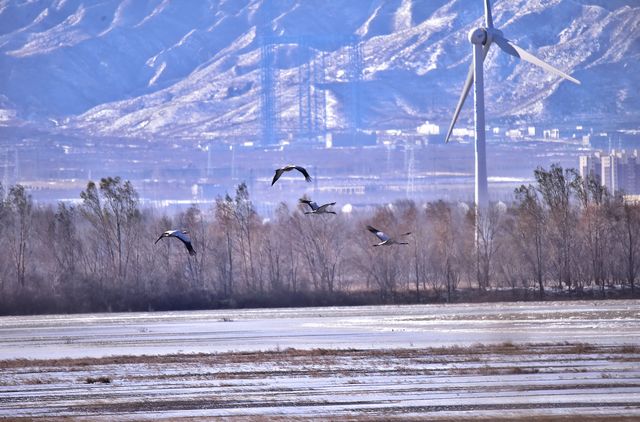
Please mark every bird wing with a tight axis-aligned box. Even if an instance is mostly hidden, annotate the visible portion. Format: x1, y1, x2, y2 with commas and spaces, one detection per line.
299, 198, 319, 211
390, 232, 411, 241
367, 225, 389, 242
271, 168, 286, 186
174, 231, 197, 256
185, 241, 197, 256
154, 230, 173, 244
317, 202, 336, 212
294, 166, 312, 182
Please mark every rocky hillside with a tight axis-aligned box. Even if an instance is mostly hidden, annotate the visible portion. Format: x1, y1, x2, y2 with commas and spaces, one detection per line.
0, 0, 637, 141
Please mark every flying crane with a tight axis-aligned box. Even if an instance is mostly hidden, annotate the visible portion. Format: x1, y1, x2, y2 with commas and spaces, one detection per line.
271, 165, 312, 186
299, 198, 337, 215
366, 225, 411, 247
155, 230, 196, 256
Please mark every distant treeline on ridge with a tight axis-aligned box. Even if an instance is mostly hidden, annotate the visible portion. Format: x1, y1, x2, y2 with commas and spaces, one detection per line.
0, 164, 638, 315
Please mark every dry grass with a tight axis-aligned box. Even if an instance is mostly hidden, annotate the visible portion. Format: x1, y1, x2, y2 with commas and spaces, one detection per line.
2, 415, 639, 422
2, 341, 638, 421
1, 341, 637, 370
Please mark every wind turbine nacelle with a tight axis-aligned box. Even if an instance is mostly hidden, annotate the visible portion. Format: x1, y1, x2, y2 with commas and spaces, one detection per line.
468, 27, 504, 45
469, 28, 487, 45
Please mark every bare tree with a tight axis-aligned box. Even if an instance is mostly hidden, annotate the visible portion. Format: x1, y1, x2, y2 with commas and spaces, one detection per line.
232, 183, 259, 292
466, 203, 506, 292
574, 173, 612, 297
0, 182, 8, 295
405, 204, 429, 302
42, 203, 81, 295
425, 200, 460, 302
353, 205, 410, 301
79, 177, 141, 281
513, 184, 548, 299
494, 229, 531, 300
534, 165, 580, 291
177, 204, 208, 292
291, 200, 348, 294
214, 194, 235, 298
260, 203, 294, 294
274, 203, 303, 293
609, 196, 640, 297
4, 185, 34, 289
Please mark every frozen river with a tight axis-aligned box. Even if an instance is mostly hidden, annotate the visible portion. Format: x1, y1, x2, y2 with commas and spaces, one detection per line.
2, 299, 640, 359
2, 300, 640, 420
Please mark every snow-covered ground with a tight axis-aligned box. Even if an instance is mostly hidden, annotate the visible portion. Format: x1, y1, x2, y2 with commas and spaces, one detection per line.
2, 300, 640, 420
2, 300, 639, 360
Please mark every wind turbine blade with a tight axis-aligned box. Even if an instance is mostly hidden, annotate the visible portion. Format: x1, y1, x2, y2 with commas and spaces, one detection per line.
445, 64, 474, 143
484, 0, 494, 28
446, 42, 492, 143
493, 34, 580, 84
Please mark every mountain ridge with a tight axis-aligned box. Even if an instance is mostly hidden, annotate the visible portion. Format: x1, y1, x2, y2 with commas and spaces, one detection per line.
0, 0, 637, 141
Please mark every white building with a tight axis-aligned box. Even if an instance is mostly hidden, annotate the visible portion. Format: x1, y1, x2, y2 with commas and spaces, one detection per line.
506, 129, 522, 138
580, 152, 601, 180
580, 150, 640, 195
544, 129, 560, 139
416, 121, 440, 135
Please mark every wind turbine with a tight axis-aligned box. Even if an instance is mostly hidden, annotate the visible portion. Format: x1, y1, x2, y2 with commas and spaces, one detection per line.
445, 0, 580, 208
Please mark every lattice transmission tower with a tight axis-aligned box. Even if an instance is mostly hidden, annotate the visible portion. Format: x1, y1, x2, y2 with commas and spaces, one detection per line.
346, 39, 364, 134
260, 31, 363, 145
1, 147, 18, 196
260, 38, 279, 145
406, 145, 415, 200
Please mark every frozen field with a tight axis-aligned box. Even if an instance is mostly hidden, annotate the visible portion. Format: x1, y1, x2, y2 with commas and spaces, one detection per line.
2, 300, 640, 421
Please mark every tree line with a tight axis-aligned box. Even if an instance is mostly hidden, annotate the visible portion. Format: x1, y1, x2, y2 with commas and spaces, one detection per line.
0, 164, 638, 315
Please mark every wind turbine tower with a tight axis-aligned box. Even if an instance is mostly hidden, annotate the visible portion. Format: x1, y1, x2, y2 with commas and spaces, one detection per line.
445, 0, 580, 208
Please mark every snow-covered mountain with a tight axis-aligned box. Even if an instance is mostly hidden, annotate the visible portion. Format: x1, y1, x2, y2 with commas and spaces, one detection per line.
0, 0, 638, 141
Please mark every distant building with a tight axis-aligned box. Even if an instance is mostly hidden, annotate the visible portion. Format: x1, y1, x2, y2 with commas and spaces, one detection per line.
506, 129, 522, 138
416, 121, 440, 135
544, 129, 560, 139
601, 155, 615, 191
452, 128, 474, 138
318, 186, 365, 195
582, 133, 609, 150
417, 121, 446, 143
580, 150, 640, 194
580, 152, 602, 180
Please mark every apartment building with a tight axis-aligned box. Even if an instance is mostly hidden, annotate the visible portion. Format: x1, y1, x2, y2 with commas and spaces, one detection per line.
579, 150, 640, 195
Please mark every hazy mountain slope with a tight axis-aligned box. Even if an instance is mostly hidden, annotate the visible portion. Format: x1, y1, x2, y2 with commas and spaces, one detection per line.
0, 0, 637, 140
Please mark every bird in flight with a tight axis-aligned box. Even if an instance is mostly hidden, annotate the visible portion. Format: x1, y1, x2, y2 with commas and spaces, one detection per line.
299, 198, 336, 215
155, 230, 196, 256
366, 225, 411, 247
271, 165, 312, 186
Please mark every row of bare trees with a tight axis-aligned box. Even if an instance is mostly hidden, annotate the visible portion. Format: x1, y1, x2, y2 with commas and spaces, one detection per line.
1, 165, 639, 315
